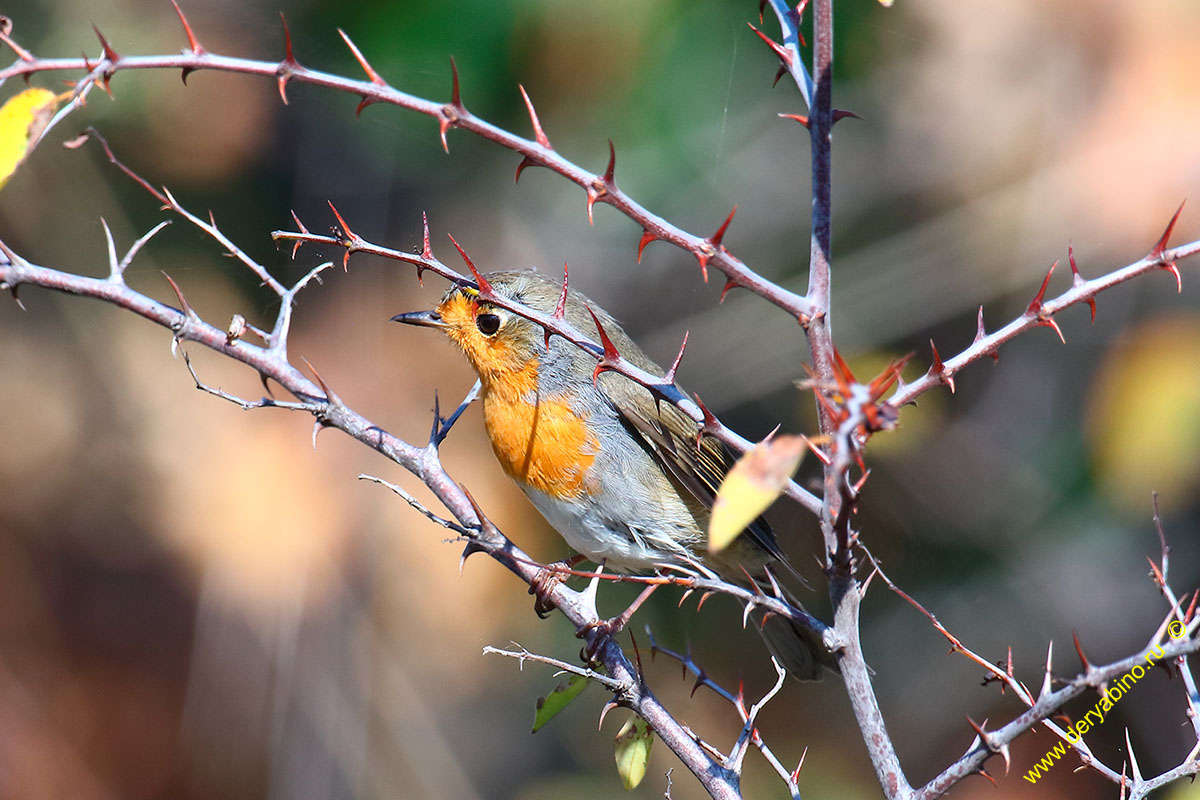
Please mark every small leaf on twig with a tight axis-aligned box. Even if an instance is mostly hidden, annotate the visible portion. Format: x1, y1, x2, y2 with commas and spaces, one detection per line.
709, 435, 806, 552
614, 715, 653, 790
532, 674, 588, 733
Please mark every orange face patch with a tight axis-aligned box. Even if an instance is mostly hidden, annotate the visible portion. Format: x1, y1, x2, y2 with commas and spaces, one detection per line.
435, 290, 533, 382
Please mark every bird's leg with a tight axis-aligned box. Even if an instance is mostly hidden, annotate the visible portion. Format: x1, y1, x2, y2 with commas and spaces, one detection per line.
578, 581, 660, 664
529, 554, 587, 618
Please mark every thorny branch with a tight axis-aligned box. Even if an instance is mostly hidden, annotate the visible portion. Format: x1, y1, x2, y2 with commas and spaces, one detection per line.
3, 5, 1200, 800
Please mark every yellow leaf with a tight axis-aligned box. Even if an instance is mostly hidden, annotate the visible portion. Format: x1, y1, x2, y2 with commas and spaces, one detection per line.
1086, 315, 1200, 514
708, 434, 806, 553
0, 88, 60, 190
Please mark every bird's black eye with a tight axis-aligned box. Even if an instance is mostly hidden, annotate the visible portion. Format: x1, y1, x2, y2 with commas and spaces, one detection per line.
476, 313, 501, 336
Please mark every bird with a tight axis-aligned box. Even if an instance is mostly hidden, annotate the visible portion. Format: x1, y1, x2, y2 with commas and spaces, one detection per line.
393, 269, 835, 680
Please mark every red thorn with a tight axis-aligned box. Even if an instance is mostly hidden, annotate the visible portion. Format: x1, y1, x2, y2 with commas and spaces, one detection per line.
514, 156, 537, 184
977, 769, 997, 788
287, 209, 308, 259
779, 112, 810, 128
637, 229, 657, 263
973, 306, 998, 363
719, 278, 739, 303
338, 28, 386, 87
417, 211, 433, 284
832, 346, 856, 385
758, 0, 767, 24
708, 205, 737, 249
1150, 200, 1186, 259
280, 13, 296, 64
327, 201, 358, 270
438, 57, 465, 153
1072, 630, 1091, 671
92, 24, 120, 63
1067, 243, 1096, 322
446, 233, 491, 296
553, 263, 569, 320
1185, 589, 1200, 625
746, 22, 793, 67
929, 339, 955, 393
1026, 260, 1057, 312
586, 306, 621, 384
170, 0, 205, 61
585, 186, 601, 226
1026, 260, 1065, 343
664, 331, 688, 384
421, 211, 433, 259
161, 271, 195, 319
802, 434, 831, 466
449, 55, 462, 108
693, 393, 719, 439
518, 84, 551, 149
833, 109, 862, 124
603, 139, 616, 186
301, 356, 341, 405
772, 65, 787, 87
973, 305, 986, 344
1151, 200, 1186, 292
355, 97, 373, 117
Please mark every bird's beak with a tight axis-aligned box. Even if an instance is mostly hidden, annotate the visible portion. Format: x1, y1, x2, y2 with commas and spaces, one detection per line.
390, 310, 446, 328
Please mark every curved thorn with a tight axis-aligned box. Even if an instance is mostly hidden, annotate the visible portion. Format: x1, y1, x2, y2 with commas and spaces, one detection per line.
585, 186, 600, 226
832, 109, 862, 124
518, 84, 551, 149
586, 305, 621, 384
1025, 260, 1058, 314
91, 24, 120, 63
708, 205, 737, 248
446, 233, 491, 295
603, 139, 616, 186
553, 262, 569, 320
928, 339, 954, 393
513, 156, 537, 184
1150, 199, 1186, 258
280, 12, 297, 65
301, 356, 341, 406
170, 0, 205, 56
664, 330, 688, 384
449, 55, 462, 108
338, 28, 386, 86
636, 229, 657, 263
421, 210, 434, 258
746, 22, 792, 67
1068, 245, 1097, 322
161, 271, 197, 321
1072, 629, 1091, 671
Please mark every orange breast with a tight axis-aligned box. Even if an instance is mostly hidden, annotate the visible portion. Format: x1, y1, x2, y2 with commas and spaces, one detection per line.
482, 372, 599, 500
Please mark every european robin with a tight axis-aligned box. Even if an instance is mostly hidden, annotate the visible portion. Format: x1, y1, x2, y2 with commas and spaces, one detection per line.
394, 270, 835, 680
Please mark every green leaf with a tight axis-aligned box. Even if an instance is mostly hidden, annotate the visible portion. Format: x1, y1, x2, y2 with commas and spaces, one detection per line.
532, 674, 588, 733
614, 715, 653, 790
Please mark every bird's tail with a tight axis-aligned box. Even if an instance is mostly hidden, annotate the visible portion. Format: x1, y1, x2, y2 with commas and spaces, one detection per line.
755, 608, 839, 681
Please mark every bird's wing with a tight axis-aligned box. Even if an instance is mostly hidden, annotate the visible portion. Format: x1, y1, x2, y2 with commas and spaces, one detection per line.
601, 374, 786, 563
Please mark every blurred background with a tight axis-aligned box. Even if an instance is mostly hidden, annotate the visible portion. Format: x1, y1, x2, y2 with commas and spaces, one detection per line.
2, 0, 1199, 797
